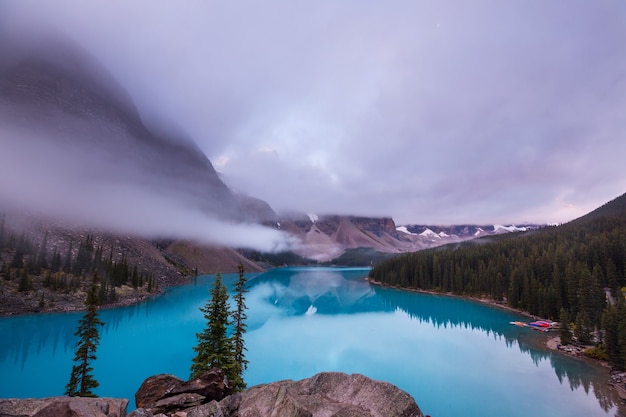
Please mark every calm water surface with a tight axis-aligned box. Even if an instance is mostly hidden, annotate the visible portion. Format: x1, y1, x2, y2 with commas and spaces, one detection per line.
0, 267, 623, 416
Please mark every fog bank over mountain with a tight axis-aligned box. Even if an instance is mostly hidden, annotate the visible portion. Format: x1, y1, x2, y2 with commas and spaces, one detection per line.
2, 0, 625, 225
0, 28, 293, 253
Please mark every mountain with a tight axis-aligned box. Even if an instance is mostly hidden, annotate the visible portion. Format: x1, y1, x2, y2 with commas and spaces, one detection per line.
0, 33, 238, 218
397, 223, 538, 239
0, 30, 268, 283
0, 29, 547, 281
271, 213, 539, 262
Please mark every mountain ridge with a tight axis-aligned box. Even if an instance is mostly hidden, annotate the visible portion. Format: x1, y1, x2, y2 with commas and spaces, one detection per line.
270, 213, 541, 262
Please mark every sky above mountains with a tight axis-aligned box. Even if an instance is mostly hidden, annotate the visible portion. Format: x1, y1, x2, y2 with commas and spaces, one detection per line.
3, 0, 626, 225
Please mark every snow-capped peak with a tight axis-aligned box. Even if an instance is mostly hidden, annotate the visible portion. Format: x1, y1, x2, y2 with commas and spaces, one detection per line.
420, 228, 441, 239
308, 213, 319, 223
396, 226, 416, 235
438, 231, 449, 238
493, 224, 528, 233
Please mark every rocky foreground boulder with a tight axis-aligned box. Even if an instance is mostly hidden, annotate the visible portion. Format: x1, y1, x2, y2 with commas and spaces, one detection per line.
132, 371, 423, 417
134, 369, 232, 414
0, 397, 128, 417
0, 371, 423, 417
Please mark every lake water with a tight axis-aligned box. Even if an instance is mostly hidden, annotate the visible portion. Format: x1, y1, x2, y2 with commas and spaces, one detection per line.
0, 267, 623, 416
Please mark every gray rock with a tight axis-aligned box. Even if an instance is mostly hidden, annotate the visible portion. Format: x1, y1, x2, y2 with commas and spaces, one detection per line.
181, 372, 422, 417
131, 370, 422, 417
153, 393, 204, 414
135, 374, 185, 410
134, 369, 232, 415
127, 408, 153, 417
169, 369, 231, 401
0, 397, 128, 417
185, 400, 224, 417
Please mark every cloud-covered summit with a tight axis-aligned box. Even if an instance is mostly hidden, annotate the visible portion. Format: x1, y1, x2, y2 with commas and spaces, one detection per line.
0, 26, 292, 252
2, 0, 626, 226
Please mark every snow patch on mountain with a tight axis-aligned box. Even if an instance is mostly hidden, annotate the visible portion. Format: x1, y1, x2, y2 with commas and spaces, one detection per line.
419, 228, 441, 239
308, 213, 319, 223
396, 226, 416, 235
493, 225, 528, 233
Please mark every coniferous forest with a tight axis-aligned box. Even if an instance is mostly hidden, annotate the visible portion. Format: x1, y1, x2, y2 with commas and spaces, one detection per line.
369, 193, 626, 368
0, 218, 157, 309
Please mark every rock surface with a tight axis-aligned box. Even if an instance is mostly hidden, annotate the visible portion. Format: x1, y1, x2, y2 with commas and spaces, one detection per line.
0, 397, 128, 417
134, 369, 232, 415
131, 371, 422, 417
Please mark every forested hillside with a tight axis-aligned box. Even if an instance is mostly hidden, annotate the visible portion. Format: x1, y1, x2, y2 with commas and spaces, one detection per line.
0, 216, 164, 315
369, 193, 626, 368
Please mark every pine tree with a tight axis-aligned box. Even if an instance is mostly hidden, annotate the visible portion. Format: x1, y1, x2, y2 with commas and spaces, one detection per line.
0, 212, 5, 249
65, 272, 105, 397
231, 263, 249, 391
602, 304, 622, 368
51, 247, 62, 271
37, 230, 49, 270
559, 308, 573, 345
574, 310, 592, 345
63, 240, 73, 273
18, 269, 31, 292
190, 273, 234, 380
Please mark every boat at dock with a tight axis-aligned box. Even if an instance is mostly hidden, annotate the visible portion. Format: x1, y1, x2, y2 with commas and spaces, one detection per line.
509, 320, 558, 332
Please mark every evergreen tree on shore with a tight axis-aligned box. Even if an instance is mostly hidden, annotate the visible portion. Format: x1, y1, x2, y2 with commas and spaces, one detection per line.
190, 268, 250, 389
231, 263, 249, 391
559, 308, 573, 345
190, 273, 234, 380
65, 272, 105, 397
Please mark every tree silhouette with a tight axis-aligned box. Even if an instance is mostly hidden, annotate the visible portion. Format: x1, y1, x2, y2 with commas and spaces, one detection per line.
65, 272, 105, 397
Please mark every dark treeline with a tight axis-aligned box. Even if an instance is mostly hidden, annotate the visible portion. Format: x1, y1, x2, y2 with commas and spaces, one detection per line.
375, 286, 620, 412
0, 219, 156, 305
370, 193, 626, 369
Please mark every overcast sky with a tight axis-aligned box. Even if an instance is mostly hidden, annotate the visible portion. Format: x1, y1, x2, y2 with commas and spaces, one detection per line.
3, 0, 626, 226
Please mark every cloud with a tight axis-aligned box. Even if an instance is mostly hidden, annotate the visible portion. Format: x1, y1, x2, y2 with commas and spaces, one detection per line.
0, 128, 293, 252
3, 0, 626, 225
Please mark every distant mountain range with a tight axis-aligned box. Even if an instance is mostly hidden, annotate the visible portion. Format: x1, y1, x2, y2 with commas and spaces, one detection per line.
266, 214, 540, 262
0, 30, 543, 280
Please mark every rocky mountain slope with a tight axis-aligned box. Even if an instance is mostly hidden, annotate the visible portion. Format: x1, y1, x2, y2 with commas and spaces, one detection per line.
0, 213, 265, 316
0, 31, 268, 282
274, 213, 539, 262
0, 33, 237, 218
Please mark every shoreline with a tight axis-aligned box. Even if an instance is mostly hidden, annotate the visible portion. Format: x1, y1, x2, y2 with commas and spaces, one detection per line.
0, 282, 173, 318
366, 277, 542, 319
367, 276, 626, 405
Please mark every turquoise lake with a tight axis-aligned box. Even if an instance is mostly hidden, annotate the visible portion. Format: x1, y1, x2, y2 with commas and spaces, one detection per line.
0, 267, 623, 416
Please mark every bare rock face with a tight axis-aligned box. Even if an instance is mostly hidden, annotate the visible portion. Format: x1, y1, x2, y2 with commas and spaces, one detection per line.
0, 397, 128, 417
132, 371, 422, 417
